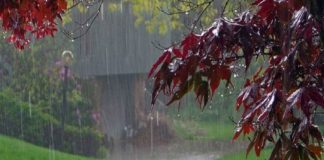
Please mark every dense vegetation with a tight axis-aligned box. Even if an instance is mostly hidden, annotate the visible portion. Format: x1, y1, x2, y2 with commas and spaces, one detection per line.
0, 89, 105, 157
0, 35, 106, 157
0, 135, 98, 160
150, 0, 324, 159
1, 0, 323, 159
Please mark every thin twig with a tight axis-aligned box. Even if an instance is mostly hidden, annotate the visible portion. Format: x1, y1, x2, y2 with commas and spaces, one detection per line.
191, 0, 214, 32
158, 0, 214, 15
60, 0, 103, 40
221, 0, 230, 17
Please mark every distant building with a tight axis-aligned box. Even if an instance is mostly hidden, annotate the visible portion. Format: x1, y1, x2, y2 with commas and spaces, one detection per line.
73, 2, 171, 145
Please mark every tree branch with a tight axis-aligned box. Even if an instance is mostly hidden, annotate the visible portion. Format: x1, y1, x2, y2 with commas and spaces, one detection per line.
220, 0, 230, 17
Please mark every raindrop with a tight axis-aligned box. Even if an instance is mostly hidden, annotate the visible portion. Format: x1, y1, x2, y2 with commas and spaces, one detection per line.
120, 0, 123, 12
28, 91, 32, 117
177, 114, 181, 118
20, 105, 24, 138
221, 94, 224, 97
86, 23, 90, 27
185, 12, 189, 15
168, 58, 181, 72
100, 3, 104, 21
156, 111, 159, 126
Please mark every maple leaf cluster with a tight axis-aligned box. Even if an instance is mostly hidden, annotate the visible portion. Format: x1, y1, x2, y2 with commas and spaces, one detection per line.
149, 0, 324, 159
0, 0, 68, 49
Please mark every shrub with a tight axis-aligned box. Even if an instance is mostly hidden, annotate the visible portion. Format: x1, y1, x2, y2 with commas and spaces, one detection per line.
0, 89, 106, 157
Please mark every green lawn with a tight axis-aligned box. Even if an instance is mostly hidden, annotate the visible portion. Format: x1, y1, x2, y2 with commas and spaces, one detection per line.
218, 148, 272, 160
167, 100, 241, 141
0, 135, 99, 160
171, 119, 237, 140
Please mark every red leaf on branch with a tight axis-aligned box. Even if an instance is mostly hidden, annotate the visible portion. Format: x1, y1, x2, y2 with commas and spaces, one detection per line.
181, 33, 200, 58
256, 90, 277, 122
309, 125, 323, 144
0, 0, 67, 49
306, 88, 324, 107
232, 126, 243, 140
167, 78, 194, 105
209, 65, 231, 95
57, 0, 68, 10
307, 145, 323, 158
148, 50, 171, 78
194, 80, 209, 109
149, 1, 324, 159
254, 0, 275, 18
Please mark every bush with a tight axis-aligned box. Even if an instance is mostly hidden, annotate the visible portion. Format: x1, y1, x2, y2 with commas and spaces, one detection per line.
0, 89, 106, 157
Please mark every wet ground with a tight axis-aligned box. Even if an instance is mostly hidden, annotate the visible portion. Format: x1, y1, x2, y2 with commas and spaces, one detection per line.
110, 140, 247, 160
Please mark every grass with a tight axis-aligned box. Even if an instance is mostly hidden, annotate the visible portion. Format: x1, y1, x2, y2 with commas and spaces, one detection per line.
218, 148, 272, 160
171, 119, 236, 140
167, 102, 240, 141
0, 135, 99, 160
165, 97, 234, 140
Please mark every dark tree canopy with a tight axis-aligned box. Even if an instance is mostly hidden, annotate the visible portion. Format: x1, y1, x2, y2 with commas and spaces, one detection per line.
149, 0, 324, 159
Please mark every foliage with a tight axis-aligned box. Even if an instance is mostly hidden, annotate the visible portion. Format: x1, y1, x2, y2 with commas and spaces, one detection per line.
0, 0, 67, 49
122, 0, 253, 34
0, 89, 106, 157
0, 34, 94, 127
0, 34, 102, 156
0, 135, 99, 160
150, 0, 324, 159
107, 0, 217, 34
0, 38, 61, 102
0, 0, 249, 47
0, 0, 102, 49
0, 0, 102, 155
